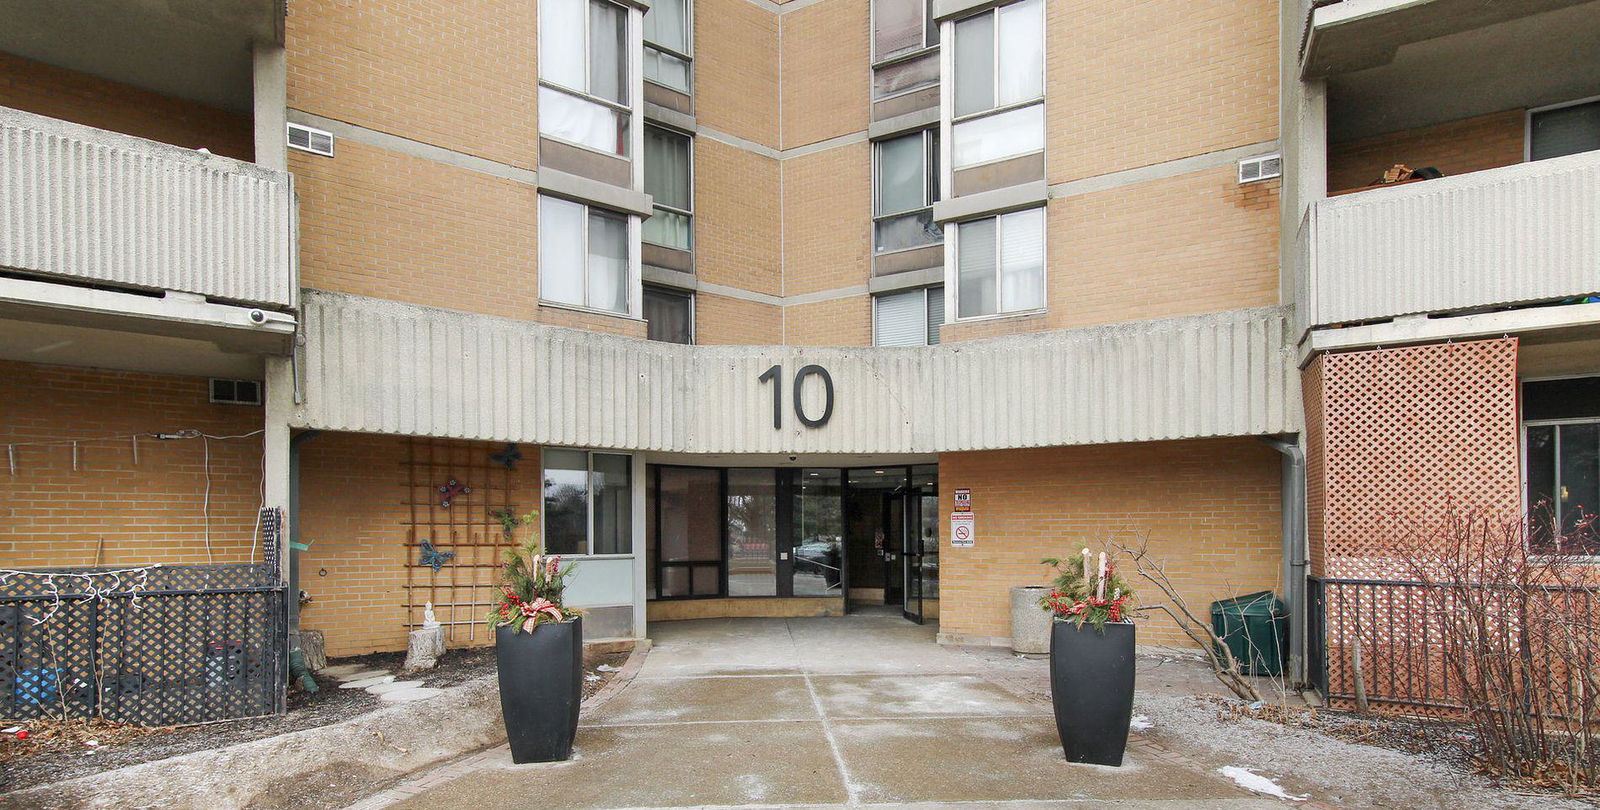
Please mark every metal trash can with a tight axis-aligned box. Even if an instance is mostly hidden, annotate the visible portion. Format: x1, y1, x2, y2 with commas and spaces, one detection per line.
1010, 585, 1052, 654
1210, 591, 1287, 677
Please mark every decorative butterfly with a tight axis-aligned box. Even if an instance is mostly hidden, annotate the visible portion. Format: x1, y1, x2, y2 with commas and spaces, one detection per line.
491, 443, 523, 470
419, 538, 456, 572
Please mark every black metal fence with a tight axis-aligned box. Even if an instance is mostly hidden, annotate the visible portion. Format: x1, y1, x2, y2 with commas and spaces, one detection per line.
0, 564, 286, 725
1311, 576, 1600, 715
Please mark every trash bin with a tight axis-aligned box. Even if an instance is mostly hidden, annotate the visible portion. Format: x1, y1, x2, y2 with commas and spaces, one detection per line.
1210, 591, 1287, 677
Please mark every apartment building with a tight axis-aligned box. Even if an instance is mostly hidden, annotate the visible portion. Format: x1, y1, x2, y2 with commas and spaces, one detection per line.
1, 0, 1594, 714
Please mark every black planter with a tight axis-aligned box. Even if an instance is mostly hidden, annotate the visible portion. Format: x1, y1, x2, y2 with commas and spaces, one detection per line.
495, 616, 582, 764
1049, 620, 1135, 766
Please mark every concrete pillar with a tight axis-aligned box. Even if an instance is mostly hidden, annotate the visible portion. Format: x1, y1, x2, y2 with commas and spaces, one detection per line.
630, 453, 648, 640
252, 43, 287, 172
264, 356, 294, 584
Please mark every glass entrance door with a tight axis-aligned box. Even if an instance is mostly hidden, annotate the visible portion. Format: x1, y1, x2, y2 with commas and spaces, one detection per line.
901, 490, 939, 623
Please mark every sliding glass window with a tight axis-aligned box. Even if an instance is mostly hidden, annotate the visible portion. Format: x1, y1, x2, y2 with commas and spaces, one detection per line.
950, 0, 1043, 169
540, 0, 631, 155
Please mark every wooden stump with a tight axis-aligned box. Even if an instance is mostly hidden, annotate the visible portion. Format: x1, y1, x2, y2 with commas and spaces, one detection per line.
300, 630, 327, 672
403, 626, 447, 671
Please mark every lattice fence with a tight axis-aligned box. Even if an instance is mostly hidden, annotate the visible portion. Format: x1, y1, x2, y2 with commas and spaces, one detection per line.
402, 438, 543, 647
0, 564, 285, 725
1304, 338, 1524, 715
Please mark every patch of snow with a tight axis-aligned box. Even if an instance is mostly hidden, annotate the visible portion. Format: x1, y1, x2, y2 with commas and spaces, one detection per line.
1129, 715, 1153, 731
1219, 766, 1307, 801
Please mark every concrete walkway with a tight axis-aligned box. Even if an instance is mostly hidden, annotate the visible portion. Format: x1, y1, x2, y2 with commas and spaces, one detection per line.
377, 617, 1286, 810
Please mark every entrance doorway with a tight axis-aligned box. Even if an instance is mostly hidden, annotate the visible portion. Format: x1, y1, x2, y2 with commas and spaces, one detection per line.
844, 466, 939, 623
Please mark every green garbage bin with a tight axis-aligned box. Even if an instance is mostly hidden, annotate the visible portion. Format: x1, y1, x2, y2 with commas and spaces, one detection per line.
1210, 591, 1287, 677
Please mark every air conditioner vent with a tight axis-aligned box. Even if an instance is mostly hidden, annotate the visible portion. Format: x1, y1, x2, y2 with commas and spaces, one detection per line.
1238, 154, 1282, 184
287, 123, 334, 157
210, 378, 263, 406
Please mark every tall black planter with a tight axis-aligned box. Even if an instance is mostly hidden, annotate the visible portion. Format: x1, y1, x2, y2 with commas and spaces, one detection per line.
1049, 620, 1135, 766
495, 616, 582, 764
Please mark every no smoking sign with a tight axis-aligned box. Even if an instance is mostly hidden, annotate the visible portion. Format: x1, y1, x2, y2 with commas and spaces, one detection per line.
950, 512, 975, 548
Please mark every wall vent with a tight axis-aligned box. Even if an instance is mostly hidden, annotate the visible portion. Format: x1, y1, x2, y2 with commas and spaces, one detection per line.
1238, 154, 1282, 184
210, 378, 263, 406
287, 123, 335, 157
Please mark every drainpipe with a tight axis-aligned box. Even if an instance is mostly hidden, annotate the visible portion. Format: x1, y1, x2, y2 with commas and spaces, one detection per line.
288, 430, 323, 644
1259, 435, 1308, 685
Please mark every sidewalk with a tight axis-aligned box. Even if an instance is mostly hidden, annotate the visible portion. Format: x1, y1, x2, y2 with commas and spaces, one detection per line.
359, 616, 1286, 810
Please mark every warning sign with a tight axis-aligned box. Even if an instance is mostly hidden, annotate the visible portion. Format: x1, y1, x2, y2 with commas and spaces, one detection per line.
953, 488, 972, 512
950, 512, 975, 548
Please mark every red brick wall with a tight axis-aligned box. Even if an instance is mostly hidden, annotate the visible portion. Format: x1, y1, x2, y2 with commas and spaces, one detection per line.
1327, 109, 1527, 194
0, 361, 265, 568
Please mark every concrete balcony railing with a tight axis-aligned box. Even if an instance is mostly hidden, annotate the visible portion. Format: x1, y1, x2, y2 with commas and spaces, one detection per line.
1304, 150, 1600, 332
0, 106, 295, 311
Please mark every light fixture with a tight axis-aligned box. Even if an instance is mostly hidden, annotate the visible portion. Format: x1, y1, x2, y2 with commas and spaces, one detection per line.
874, 469, 885, 475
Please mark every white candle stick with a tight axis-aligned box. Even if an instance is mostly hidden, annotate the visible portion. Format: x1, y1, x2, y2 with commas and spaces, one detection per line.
1097, 552, 1107, 601
1082, 548, 1092, 581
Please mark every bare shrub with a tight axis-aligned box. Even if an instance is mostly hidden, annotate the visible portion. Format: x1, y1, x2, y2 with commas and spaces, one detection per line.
1398, 511, 1600, 795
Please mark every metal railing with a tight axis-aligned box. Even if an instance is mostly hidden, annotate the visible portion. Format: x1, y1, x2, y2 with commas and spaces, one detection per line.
0, 564, 287, 726
1314, 576, 1600, 714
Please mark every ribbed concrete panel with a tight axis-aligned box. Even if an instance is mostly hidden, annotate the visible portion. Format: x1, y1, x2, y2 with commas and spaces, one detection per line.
0, 105, 295, 309
300, 291, 1300, 453
1311, 150, 1600, 328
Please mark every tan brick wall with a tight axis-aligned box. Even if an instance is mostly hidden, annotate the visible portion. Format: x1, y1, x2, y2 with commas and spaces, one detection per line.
1327, 109, 1526, 194
784, 296, 872, 346
286, 0, 538, 169
1047, 0, 1278, 184
779, 0, 870, 148
0, 361, 264, 568
942, 169, 1279, 342
937, 438, 1283, 648
298, 434, 549, 657
695, 293, 782, 345
781, 142, 872, 296
695, 137, 782, 296
696, 0, 780, 149
0, 52, 252, 161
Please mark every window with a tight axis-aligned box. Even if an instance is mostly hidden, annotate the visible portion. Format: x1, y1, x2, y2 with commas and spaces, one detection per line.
873, 286, 944, 346
643, 126, 693, 250
540, 0, 630, 155
950, 0, 1043, 169
543, 449, 633, 556
539, 195, 631, 314
644, 285, 694, 344
873, 0, 938, 62
1525, 378, 1600, 553
954, 207, 1044, 319
874, 130, 942, 254
792, 469, 843, 596
1530, 99, 1600, 162
644, 0, 691, 92
653, 466, 723, 597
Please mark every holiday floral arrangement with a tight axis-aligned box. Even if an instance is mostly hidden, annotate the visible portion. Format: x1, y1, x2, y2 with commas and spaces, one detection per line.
1038, 547, 1135, 631
487, 519, 580, 634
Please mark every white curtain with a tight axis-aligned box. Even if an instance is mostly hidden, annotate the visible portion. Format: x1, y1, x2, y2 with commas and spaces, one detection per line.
997, 0, 1043, 106
951, 104, 1042, 168
645, 0, 688, 53
586, 210, 629, 313
539, 195, 587, 306
540, 0, 586, 92
541, 87, 625, 155
999, 208, 1045, 313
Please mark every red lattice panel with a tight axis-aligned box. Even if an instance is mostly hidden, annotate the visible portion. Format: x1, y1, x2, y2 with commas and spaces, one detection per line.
1309, 338, 1522, 580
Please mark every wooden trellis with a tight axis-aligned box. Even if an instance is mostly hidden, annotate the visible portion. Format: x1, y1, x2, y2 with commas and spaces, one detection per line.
401, 438, 541, 647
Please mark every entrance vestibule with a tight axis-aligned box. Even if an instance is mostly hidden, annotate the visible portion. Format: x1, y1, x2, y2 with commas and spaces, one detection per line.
645, 463, 940, 624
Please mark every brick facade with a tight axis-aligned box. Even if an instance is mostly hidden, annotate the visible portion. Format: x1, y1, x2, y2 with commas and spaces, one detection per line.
0, 362, 265, 568
0, 52, 252, 161
937, 438, 1283, 648
1327, 109, 1527, 194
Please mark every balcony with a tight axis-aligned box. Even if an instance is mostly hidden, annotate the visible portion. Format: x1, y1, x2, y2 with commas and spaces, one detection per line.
1302, 150, 1600, 340
0, 105, 296, 310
